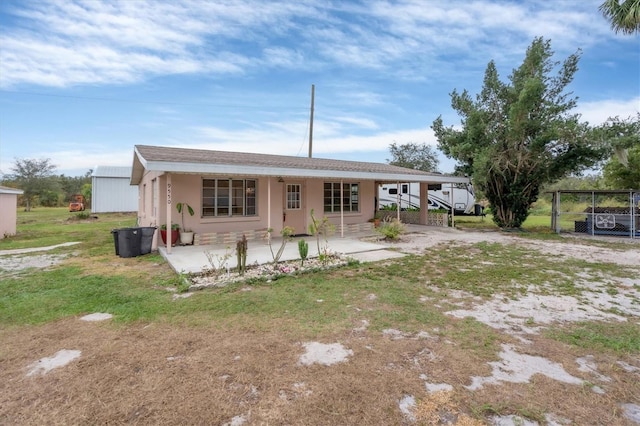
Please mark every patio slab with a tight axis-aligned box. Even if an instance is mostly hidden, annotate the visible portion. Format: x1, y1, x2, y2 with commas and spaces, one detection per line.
158, 235, 405, 274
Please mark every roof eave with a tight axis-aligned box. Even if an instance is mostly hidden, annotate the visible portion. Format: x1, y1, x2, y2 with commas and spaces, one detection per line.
141, 160, 468, 183
130, 147, 147, 185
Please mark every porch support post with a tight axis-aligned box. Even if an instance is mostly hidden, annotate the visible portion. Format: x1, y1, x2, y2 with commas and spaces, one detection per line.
550, 191, 556, 232
267, 177, 272, 243
340, 179, 344, 237
449, 183, 455, 228
591, 191, 595, 235
554, 191, 561, 233
166, 173, 172, 254
396, 181, 400, 222
629, 190, 634, 239
419, 182, 428, 225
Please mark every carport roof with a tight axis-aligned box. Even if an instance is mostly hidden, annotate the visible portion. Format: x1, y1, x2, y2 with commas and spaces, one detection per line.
131, 145, 469, 185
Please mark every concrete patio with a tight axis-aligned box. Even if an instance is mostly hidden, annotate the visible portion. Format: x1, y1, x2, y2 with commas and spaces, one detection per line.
158, 229, 410, 274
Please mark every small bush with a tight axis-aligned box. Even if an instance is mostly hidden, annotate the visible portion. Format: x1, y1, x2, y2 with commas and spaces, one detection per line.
298, 239, 309, 265
375, 218, 406, 240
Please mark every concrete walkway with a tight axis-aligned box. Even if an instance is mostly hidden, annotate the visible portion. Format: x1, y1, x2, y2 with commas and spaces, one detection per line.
0, 242, 81, 256
158, 234, 406, 274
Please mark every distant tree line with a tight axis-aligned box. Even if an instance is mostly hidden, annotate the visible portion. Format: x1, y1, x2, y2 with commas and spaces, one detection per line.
1, 158, 92, 211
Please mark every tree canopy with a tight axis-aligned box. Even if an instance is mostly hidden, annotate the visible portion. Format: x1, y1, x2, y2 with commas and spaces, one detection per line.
597, 114, 640, 188
432, 37, 606, 229
386, 142, 439, 172
7, 158, 58, 211
600, 0, 640, 35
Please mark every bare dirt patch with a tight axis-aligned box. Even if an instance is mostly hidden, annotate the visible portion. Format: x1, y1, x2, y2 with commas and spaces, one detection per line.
1, 314, 638, 425
1, 229, 639, 425
375, 227, 639, 266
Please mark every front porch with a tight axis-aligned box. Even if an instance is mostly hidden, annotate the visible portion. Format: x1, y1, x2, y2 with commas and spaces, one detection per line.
158, 225, 431, 274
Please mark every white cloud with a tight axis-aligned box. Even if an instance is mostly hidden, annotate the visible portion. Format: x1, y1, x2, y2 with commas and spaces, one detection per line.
189, 121, 435, 157
0, 0, 621, 88
577, 97, 640, 125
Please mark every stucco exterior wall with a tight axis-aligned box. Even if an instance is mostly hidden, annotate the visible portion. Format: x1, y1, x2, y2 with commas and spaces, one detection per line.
0, 193, 19, 239
136, 172, 377, 245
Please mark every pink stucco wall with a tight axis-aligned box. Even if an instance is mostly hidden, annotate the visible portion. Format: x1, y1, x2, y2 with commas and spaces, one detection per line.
0, 193, 19, 239
136, 172, 377, 245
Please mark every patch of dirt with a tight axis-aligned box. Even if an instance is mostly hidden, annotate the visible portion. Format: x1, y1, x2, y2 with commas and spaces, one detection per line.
0, 253, 72, 275
1, 229, 639, 425
374, 227, 640, 266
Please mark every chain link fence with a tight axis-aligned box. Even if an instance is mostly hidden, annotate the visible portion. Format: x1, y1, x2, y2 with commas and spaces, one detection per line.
550, 190, 639, 239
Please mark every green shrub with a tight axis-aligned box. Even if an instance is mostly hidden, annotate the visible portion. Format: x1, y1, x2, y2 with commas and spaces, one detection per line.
298, 239, 309, 265
375, 218, 406, 240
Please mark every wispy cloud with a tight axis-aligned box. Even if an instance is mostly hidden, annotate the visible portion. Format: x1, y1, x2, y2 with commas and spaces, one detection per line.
0, 0, 620, 88
0, 0, 636, 177
577, 97, 640, 125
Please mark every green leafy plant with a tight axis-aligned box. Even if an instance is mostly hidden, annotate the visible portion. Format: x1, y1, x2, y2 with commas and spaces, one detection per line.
264, 226, 294, 264
308, 209, 335, 264
298, 239, 309, 265
375, 217, 406, 240
176, 202, 195, 231
160, 223, 179, 231
175, 271, 192, 293
380, 204, 398, 211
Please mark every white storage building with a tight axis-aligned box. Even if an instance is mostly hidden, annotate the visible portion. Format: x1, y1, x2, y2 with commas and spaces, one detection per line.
91, 166, 138, 213
0, 185, 23, 239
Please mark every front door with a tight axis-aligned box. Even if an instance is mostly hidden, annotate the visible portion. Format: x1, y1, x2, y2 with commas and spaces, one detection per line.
284, 182, 306, 235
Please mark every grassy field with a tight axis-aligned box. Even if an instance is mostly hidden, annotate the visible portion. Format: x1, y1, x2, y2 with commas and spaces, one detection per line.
1, 208, 638, 425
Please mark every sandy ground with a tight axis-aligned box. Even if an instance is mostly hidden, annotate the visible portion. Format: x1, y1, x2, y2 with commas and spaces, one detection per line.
376, 227, 639, 266
1, 229, 639, 425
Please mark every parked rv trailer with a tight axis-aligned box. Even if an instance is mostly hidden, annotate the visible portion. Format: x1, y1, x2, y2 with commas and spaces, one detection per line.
378, 183, 481, 215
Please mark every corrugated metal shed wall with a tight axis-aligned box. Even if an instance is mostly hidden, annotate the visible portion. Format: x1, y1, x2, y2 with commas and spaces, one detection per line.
92, 166, 138, 213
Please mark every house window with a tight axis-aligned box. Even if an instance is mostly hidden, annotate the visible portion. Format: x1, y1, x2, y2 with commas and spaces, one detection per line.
286, 184, 301, 209
202, 179, 257, 217
324, 182, 359, 213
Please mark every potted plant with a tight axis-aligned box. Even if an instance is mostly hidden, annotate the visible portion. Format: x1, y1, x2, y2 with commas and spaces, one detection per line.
176, 202, 195, 245
368, 213, 381, 228
160, 223, 180, 246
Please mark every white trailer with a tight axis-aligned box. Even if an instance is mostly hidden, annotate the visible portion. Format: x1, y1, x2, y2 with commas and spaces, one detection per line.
378, 182, 481, 215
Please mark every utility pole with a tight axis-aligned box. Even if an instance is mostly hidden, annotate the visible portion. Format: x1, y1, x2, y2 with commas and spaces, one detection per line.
308, 84, 315, 158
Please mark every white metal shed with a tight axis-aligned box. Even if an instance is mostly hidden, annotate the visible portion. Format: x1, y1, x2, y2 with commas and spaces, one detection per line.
91, 166, 138, 213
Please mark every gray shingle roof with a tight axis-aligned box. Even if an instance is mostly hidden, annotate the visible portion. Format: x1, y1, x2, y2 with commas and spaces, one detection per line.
131, 145, 468, 185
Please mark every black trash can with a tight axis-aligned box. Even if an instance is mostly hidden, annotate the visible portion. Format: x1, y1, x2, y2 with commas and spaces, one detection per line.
117, 227, 142, 258
111, 229, 120, 256
140, 227, 156, 255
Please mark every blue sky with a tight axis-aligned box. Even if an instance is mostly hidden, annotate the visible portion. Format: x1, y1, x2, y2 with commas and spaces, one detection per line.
0, 0, 638, 177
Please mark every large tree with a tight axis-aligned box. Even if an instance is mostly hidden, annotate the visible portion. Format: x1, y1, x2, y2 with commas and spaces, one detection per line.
387, 142, 439, 172
7, 158, 58, 211
597, 114, 640, 188
600, 0, 640, 35
432, 37, 605, 229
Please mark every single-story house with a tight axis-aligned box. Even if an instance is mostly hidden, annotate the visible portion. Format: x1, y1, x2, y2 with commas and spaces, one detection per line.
130, 145, 469, 252
91, 166, 139, 213
0, 185, 24, 239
